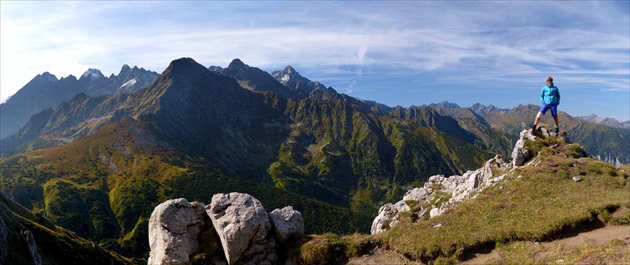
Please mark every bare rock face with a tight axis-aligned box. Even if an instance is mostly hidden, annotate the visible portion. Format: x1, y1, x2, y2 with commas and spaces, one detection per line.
269, 206, 304, 243
403, 185, 433, 202
148, 198, 207, 265
206, 192, 276, 265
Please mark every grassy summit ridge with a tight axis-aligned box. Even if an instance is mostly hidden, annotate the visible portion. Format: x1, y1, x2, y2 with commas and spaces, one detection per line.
289, 132, 630, 264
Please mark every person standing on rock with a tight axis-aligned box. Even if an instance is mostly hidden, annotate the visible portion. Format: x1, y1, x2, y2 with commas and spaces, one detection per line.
531, 76, 560, 133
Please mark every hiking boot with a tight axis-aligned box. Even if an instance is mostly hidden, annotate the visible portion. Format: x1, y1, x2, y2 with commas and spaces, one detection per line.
531, 125, 537, 131
554, 127, 559, 133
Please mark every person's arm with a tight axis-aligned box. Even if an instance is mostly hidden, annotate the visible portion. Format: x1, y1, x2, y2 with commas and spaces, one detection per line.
557, 88, 560, 105
540, 87, 545, 103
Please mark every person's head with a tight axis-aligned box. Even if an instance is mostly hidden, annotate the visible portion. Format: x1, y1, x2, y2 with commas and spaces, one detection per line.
546, 76, 554, 86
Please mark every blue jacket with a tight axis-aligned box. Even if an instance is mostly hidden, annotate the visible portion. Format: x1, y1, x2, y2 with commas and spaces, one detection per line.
540, 85, 560, 105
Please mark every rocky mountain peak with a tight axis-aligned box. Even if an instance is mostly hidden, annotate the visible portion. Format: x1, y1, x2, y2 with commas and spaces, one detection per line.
271, 65, 302, 86
429, 101, 461, 109
578, 114, 603, 123
120, 64, 131, 73
271, 65, 330, 96
225, 58, 260, 81
283, 65, 296, 73
163, 57, 209, 78
228, 58, 246, 69
79, 68, 105, 81
576, 114, 628, 129
208, 65, 225, 74
470, 103, 508, 115
39, 72, 59, 82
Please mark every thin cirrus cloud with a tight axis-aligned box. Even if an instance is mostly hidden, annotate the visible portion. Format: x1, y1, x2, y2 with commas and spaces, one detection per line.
1, 1, 628, 120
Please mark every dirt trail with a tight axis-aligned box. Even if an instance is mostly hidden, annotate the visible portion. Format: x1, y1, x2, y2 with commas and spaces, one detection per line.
348, 225, 630, 265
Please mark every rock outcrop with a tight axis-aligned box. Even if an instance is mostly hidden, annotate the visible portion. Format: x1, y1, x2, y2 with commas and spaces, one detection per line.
148, 193, 303, 265
371, 128, 577, 235
371, 201, 411, 235
371, 155, 511, 235
511, 129, 536, 167
148, 198, 207, 265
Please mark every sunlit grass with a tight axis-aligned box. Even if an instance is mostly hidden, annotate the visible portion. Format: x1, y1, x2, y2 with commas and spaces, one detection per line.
289, 139, 629, 264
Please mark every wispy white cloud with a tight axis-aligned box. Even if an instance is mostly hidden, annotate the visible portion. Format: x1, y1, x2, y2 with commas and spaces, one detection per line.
1, 1, 628, 120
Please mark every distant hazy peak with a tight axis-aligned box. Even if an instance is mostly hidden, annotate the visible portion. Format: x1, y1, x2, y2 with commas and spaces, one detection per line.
577, 114, 603, 122
60, 75, 78, 82
271, 65, 303, 85
39, 72, 59, 81
469, 103, 509, 115
80, 68, 105, 80
118, 64, 152, 76
270, 65, 332, 96
208, 65, 225, 74
428, 101, 461, 109
277, 65, 298, 77
576, 114, 628, 129
283, 65, 296, 73
228, 58, 247, 69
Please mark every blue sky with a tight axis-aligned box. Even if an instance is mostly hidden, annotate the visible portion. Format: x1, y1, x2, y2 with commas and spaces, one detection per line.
1, 1, 629, 121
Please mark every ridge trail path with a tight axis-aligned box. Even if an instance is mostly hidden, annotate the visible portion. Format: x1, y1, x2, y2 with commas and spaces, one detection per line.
461, 225, 630, 264
347, 225, 630, 265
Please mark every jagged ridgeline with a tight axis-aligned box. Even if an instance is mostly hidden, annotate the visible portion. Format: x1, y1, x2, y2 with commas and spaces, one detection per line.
0, 65, 159, 139
0, 57, 498, 258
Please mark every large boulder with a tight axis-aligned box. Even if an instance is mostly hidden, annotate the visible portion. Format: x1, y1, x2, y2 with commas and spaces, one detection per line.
206, 192, 276, 265
148, 198, 207, 265
269, 206, 304, 243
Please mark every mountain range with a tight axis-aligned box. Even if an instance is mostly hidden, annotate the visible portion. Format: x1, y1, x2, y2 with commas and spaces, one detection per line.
428, 101, 629, 166
0, 57, 627, 260
576, 113, 630, 129
0, 65, 159, 139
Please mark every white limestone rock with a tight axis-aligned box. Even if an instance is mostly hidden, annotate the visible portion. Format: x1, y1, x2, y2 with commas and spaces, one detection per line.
403, 187, 432, 202
370, 201, 410, 235
269, 206, 304, 243
512, 129, 536, 167
148, 198, 206, 265
371, 155, 513, 234
206, 192, 275, 265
